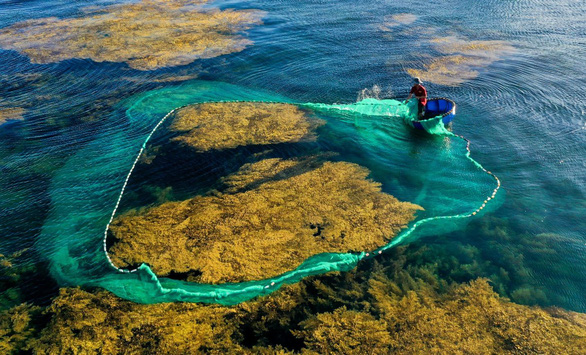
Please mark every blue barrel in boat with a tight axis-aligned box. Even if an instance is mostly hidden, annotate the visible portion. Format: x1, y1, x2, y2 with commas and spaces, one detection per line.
411, 97, 456, 130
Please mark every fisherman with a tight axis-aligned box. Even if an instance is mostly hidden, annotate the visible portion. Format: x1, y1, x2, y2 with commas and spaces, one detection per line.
406, 77, 427, 119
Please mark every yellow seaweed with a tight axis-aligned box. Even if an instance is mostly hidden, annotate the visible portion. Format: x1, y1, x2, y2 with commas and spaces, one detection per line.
0, 0, 264, 70
3, 229, 586, 353
0, 304, 42, 354
170, 102, 325, 152
4, 278, 585, 354
108, 157, 422, 283
0, 107, 25, 125
4, 217, 586, 353
407, 36, 515, 86
300, 279, 586, 354
407, 55, 482, 86
24, 288, 241, 354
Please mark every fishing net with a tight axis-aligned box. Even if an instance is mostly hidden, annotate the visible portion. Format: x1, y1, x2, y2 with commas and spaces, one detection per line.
37, 80, 501, 305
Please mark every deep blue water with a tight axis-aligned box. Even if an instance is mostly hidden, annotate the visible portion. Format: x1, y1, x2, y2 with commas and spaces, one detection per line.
0, 0, 584, 310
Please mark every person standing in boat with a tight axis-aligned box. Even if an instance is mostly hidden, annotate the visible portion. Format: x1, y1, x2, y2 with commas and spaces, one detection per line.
406, 77, 427, 119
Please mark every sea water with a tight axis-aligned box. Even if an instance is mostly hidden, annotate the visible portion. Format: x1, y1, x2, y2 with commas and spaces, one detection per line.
0, 0, 584, 309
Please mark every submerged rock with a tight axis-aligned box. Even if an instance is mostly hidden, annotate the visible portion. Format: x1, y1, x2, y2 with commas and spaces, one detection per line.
170, 102, 325, 152
108, 157, 422, 283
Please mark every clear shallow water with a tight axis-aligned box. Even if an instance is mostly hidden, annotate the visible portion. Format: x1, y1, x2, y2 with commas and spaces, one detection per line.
0, 0, 584, 309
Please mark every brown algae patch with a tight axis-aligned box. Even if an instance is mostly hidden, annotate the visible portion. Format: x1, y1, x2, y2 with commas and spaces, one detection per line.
108, 157, 422, 284
149, 74, 200, 83
431, 36, 515, 56
407, 55, 482, 86
5, 279, 586, 353
407, 36, 515, 86
170, 102, 325, 152
0, 0, 264, 70
0, 107, 25, 125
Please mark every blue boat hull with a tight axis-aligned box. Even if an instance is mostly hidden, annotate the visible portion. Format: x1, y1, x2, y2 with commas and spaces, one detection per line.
411, 98, 456, 130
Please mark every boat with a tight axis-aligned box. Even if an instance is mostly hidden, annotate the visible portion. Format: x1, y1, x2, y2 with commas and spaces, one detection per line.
410, 97, 456, 131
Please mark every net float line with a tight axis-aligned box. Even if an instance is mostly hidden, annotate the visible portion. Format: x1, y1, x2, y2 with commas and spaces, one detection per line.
102, 100, 501, 296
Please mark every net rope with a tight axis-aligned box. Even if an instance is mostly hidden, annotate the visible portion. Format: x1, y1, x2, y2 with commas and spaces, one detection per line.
40, 81, 501, 305
103, 98, 500, 285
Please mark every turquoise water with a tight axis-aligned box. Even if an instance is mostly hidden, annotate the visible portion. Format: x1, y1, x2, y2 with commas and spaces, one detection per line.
0, 0, 584, 309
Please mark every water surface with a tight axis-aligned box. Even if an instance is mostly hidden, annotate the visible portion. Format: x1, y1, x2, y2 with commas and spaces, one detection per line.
0, 0, 584, 310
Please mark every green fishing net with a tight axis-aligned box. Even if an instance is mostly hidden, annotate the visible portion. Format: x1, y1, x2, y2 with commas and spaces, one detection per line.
38, 81, 501, 305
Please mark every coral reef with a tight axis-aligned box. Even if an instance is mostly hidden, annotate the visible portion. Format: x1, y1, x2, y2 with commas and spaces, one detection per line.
170, 102, 325, 152
0, 0, 264, 70
108, 157, 421, 283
